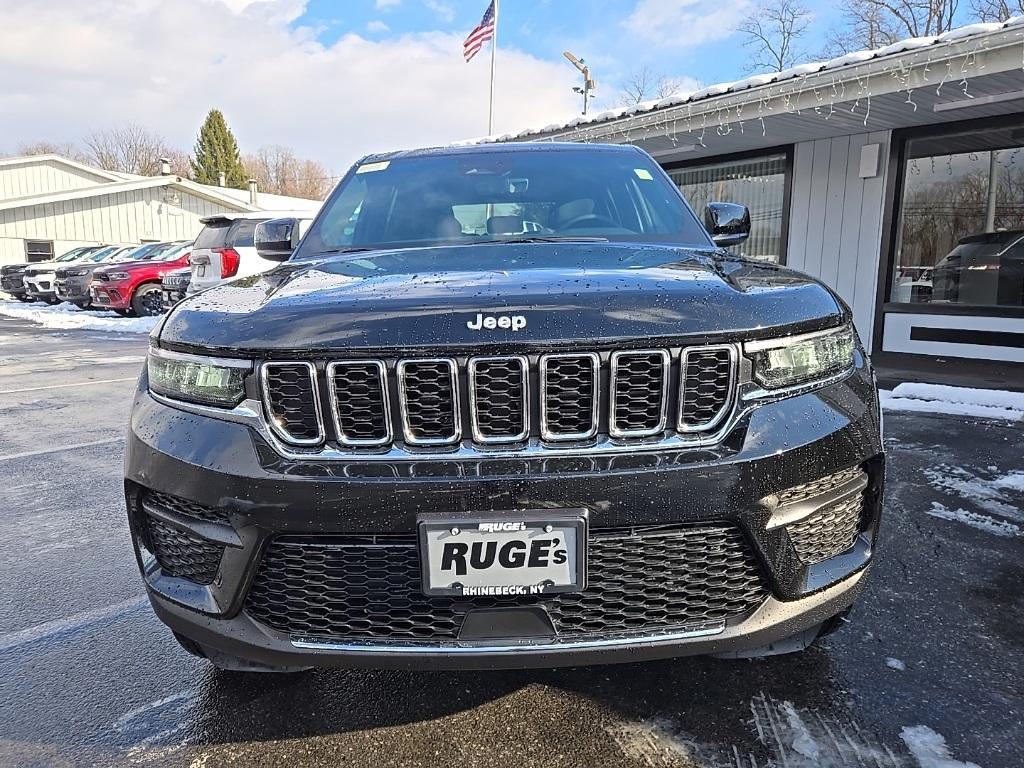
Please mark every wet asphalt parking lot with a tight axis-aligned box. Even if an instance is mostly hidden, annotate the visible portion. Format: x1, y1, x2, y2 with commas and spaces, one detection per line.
0, 313, 1021, 768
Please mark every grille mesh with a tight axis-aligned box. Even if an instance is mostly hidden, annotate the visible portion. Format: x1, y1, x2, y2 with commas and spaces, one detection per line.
142, 490, 230, 524
787, 495, 864, 564
679, 348, 734, 429
777, 466, 864, 506
330, 362, 390, 444
611, 351, 668, 436
542, 355, 598, 439
470, 357, 528, 441
399, 360, 459, 443
143, 515, 224, 585
245, 525, 768, 642
263, 363, 322, 444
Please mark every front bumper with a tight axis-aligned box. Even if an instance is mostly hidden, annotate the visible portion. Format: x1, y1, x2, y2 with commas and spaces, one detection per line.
23, 275, 56, 299
125, 360, 884, 669
0, 273, 27, 296
162, 285, 187, 310
91, 282, 131, 309
55, 276, 92, 302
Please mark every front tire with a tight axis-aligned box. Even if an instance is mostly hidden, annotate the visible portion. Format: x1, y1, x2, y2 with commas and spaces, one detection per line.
131, 284, 164, 317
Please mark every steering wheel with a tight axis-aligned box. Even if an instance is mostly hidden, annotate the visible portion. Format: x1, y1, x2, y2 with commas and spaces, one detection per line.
556, 213, 619, 231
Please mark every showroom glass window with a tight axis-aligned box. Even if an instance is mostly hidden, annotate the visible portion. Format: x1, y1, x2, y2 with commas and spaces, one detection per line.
668, 153, 788, 262
892, 123, 1024, 308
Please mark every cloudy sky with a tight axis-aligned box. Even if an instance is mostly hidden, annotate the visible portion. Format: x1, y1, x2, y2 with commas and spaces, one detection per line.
0, 0, 850, 174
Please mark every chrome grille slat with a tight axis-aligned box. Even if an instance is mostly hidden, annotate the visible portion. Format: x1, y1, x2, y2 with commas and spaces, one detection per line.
327, 360, 392, 447
678, 345, 737, 432
609, 349, 670, 438
468, 356, 529, 443
397, 358, 461, 446
539, 353, 600, 442
261, 362, 325, 446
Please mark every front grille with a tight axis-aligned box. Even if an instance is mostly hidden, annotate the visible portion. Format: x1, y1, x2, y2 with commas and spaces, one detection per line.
244, 524, 768, 643
469, 356, 529, 442
142, 515, 224, 584
328, 361, 391, 446
610, 350, 669, 437
787, 495, 864, 564
540, 353, 600, 441
679, 346, 736, 430
397, 359, 460, 445
259, 344, 740, 452
261, 362, 324, 445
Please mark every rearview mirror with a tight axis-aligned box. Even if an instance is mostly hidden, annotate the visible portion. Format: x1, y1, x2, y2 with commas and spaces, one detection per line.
704, 202, 751, 248
255, 218, 301, 261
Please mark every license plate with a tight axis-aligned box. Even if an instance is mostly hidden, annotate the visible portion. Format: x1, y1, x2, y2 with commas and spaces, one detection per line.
196, 265, 206, 278
418, 510, 587, 597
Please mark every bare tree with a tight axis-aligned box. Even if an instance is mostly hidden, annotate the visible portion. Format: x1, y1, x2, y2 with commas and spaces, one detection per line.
827, 0, 959, 54
15, 140, 88, 162
615, 66, 689, 107
84, 123, 184, 176
243, 145, 332, 200
738, 0, 812, 73
970, 0, 1023, 20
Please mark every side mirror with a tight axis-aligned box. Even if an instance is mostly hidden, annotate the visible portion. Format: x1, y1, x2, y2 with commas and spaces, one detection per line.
255, 218, 300, 261
704, 202, 751, 248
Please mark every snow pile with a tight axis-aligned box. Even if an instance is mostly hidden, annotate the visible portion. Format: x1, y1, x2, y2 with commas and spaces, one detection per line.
900, 725, 981, 768
0, 299, 159, 334
886, 657, 906, 671
927, 502, 1021, 538
880, 383, 1024, 421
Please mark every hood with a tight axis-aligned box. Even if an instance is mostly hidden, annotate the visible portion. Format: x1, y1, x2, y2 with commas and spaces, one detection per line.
159, 242, 846, 354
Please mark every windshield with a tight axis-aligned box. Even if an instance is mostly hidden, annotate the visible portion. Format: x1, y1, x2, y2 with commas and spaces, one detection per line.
295, 149, 710, 258
56, 248, 92, 262
85, 246, 121, 262
121, 242, 166, 261
157, 242, 191, 260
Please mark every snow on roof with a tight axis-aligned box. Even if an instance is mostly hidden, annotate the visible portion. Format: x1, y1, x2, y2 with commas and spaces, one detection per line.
478, 17, 1024, 144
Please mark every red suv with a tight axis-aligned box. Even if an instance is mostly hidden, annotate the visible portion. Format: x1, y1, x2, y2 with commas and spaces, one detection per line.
91, 241, 193, 316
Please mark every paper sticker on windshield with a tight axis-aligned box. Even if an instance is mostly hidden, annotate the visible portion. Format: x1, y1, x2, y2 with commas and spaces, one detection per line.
356, 161, 390, 174
634, 168, 653, 180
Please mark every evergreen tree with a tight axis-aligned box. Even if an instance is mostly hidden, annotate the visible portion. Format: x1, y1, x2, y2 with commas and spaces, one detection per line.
190, 109, 247, 188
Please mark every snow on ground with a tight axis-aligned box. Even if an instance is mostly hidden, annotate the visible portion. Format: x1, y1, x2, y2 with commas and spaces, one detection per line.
900, 725, 981, 768
923, 465, 1024, 522
927, 502, 1021, 538
886, 657, 906, 671
0, 299, 158, 334
880, 383, 1024, 422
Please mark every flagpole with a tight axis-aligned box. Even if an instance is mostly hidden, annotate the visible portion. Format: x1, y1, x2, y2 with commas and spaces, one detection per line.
488, 0, 499, 135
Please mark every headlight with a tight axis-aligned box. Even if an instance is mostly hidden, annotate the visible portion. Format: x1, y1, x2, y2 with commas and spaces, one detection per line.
745, 324, 855, 389
107, 272, 131, 280
67, 268, 90, 277
147, 349, 250, 407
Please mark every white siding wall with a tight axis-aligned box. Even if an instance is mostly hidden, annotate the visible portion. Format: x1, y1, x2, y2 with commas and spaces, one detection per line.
0, 187, 241, 265
0, 159, 111, 200
786, 131, 890, 351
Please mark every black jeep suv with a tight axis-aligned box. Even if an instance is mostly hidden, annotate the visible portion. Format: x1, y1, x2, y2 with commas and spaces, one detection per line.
127, 143, 883, 671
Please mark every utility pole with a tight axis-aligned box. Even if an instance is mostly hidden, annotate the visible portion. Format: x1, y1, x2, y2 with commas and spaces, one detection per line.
563, 51, 595, 115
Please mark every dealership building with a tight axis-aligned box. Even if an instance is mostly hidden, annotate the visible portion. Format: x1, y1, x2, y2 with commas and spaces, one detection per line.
0, 154, 320, 267
500, 19, 1024, 383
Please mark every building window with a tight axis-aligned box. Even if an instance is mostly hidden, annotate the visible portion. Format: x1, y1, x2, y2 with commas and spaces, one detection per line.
667, 152, 789, 263
24, 240, 54, 263
891, 122, 1024, 309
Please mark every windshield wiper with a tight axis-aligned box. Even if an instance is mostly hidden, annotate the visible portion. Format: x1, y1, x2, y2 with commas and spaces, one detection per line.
314, 247, 376, 256
474, 236, 609, 244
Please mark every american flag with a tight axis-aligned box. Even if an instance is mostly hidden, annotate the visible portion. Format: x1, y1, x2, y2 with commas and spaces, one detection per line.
463, 1, 496, 62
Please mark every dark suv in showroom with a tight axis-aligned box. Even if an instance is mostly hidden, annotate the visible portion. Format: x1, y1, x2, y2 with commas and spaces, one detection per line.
127, 143, 883, 671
